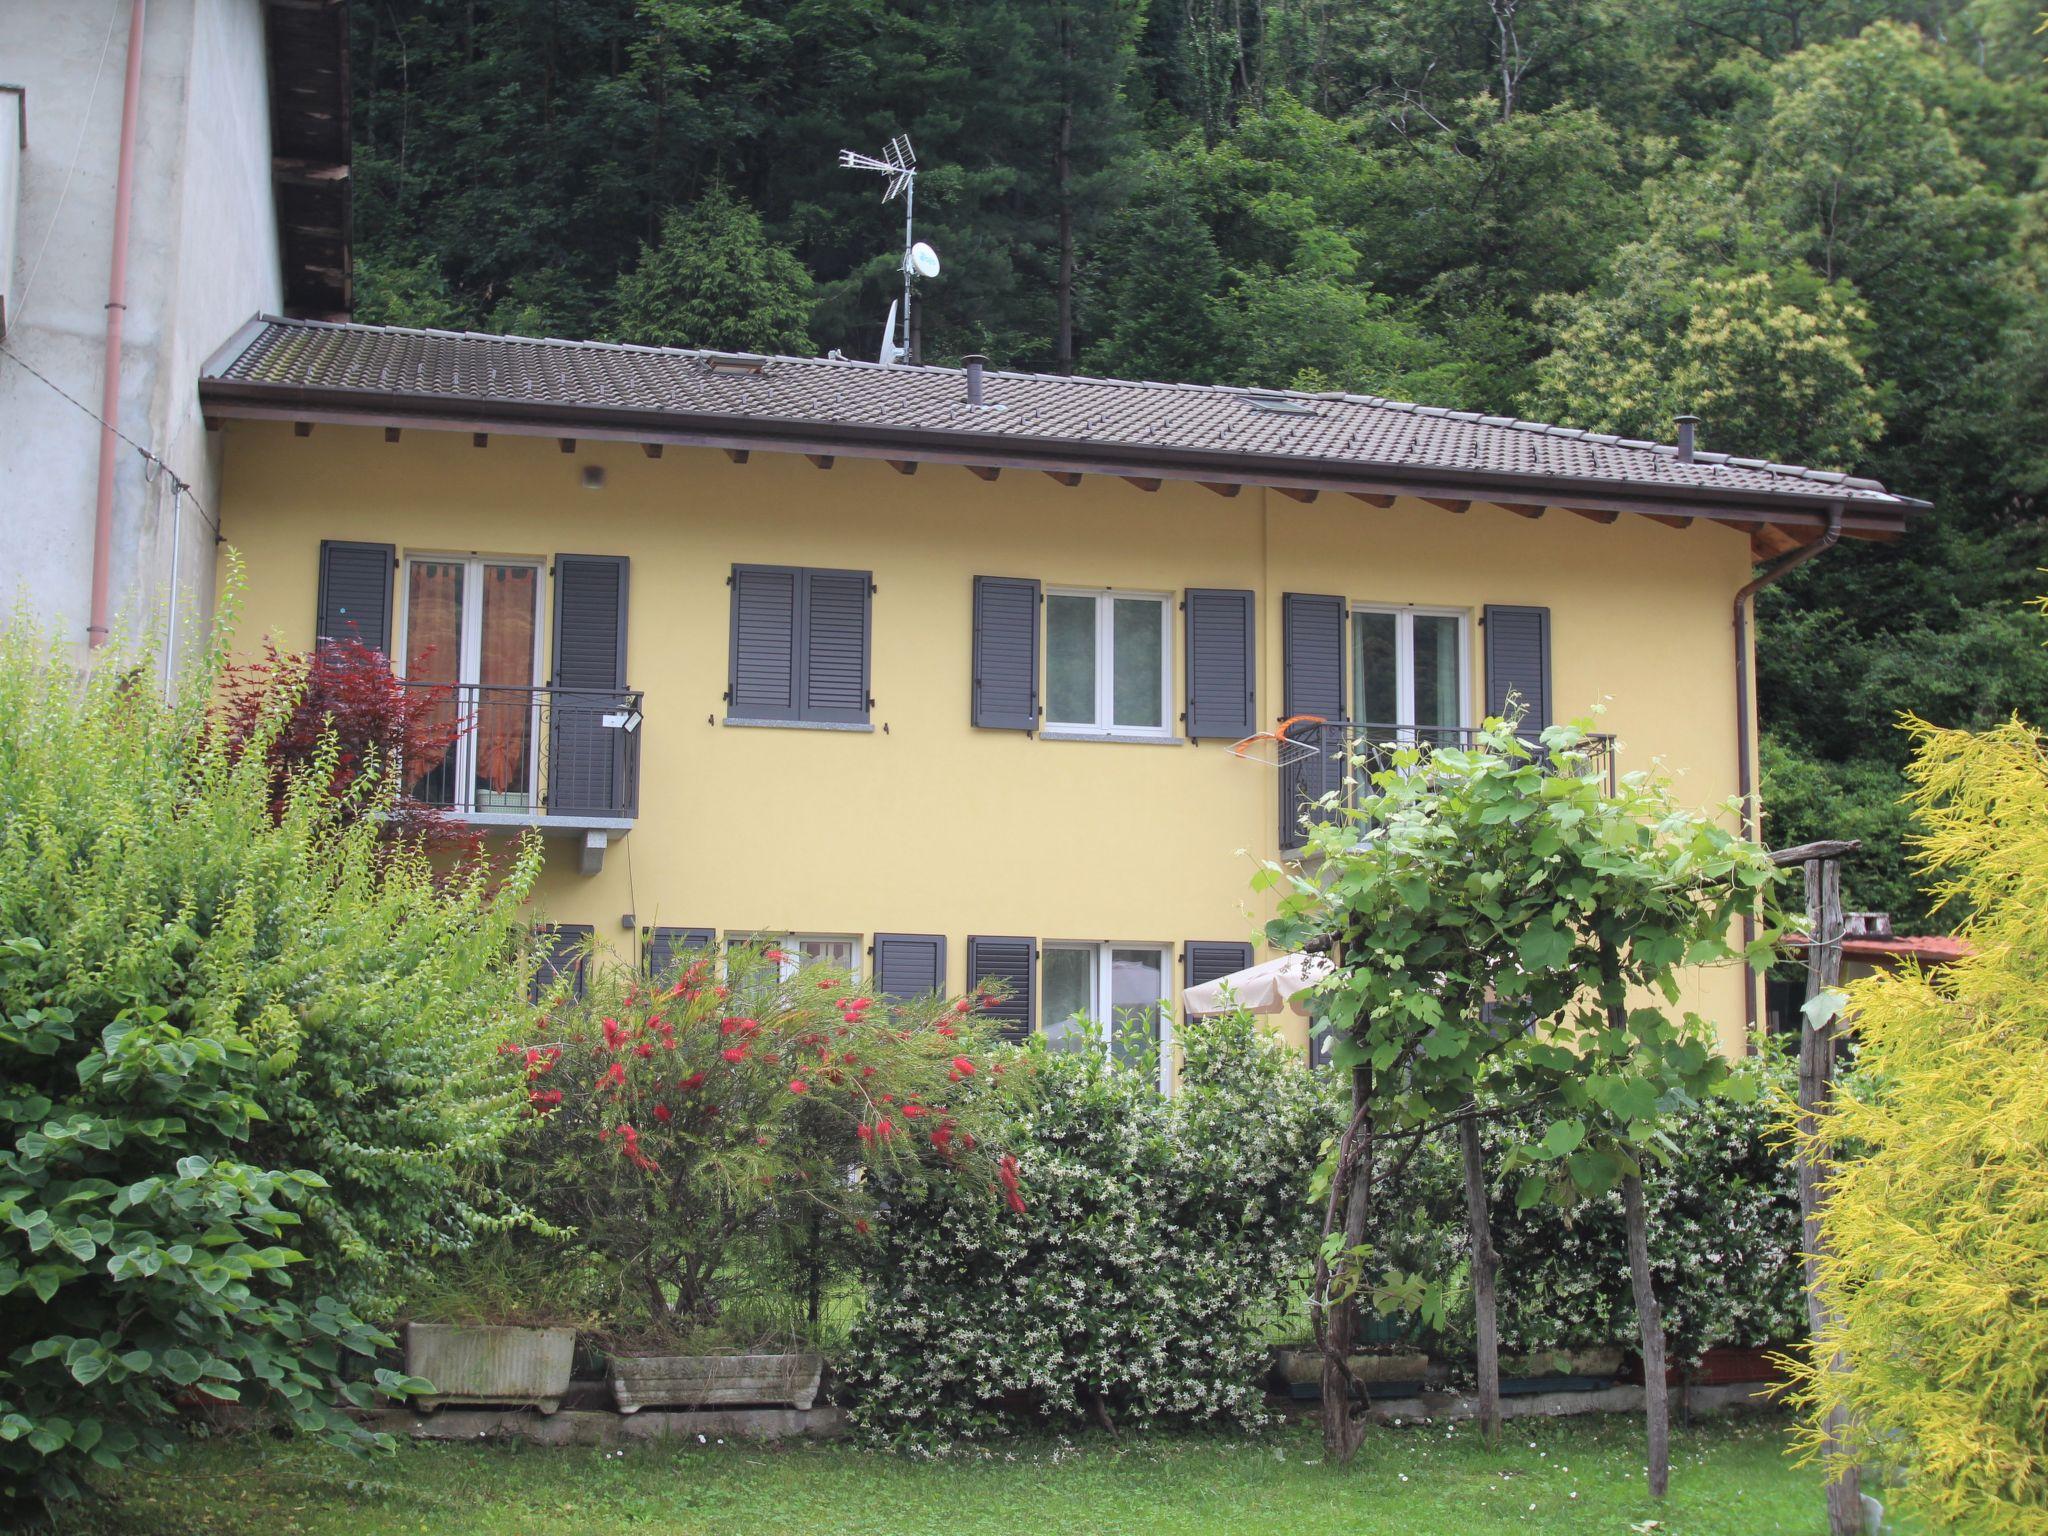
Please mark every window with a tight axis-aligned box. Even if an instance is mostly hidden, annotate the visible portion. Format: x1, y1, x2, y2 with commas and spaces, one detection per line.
398, 554, 545, 812
1040, 942, 1173, 1092
1045, 589, 1170, 736
777, 935, 861, 982
1350, 606, 1469, 744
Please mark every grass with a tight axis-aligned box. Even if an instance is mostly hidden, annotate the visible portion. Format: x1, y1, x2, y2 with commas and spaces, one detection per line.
54, 1413, 1857, 1536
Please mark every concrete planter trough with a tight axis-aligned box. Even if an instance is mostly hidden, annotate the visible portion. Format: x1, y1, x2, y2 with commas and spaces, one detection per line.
608, 1351, 824, 1414
404, 1323, 576, 1415
1500, 1345, 1625, 1396
1270, 1348, 1437, 1400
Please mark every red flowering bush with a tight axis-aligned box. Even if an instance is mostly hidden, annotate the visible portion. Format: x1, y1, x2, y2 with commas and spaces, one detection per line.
215, 639, 471, 846
520, 942, 1030, 1342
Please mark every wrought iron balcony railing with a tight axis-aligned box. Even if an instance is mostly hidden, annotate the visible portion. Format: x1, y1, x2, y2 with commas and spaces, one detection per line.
401, 682, 643, 822
1279, 721, 1617, 850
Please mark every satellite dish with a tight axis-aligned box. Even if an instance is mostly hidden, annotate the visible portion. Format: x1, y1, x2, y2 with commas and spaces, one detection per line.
909, 241, 942, 278
878, 299, 903, 366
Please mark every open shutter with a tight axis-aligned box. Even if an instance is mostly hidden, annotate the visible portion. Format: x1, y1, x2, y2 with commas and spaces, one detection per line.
549, 555, 630, 816
1183, 940, 1254, 1014
873, 933, 946, 1002
645, 926, 715, 977
729, 565, 800, 720
972, 576, 1040, 731
316, 540, 394, 654
800, 569, 871, 724
1281, 593, 1347, 845
1483, 604, 1551, 733
967, 935, 1034, 1043
1184, 589, 1255, 742
530, 922, 594, 1002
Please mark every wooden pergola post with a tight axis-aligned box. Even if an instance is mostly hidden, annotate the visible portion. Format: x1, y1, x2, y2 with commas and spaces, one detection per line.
1770, 838, 1864, 1536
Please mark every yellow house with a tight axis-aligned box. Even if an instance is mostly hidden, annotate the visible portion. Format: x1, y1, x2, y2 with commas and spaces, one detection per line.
196, 318, 1924, 1069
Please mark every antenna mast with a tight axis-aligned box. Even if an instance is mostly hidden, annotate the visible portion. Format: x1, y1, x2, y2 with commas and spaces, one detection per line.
838, 135, 934, 365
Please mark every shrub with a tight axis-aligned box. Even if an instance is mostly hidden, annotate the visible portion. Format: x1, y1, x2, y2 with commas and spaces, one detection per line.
1786, 703, 2048, 1532
841, 1010, 1325, 1448
1369, 1055, 1805, 1366
520, 943, 1028, 1345
0, 620, 538, 1514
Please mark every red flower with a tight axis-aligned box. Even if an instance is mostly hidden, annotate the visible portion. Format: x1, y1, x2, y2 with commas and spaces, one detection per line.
763, 947, 788, 963
652, 1103, 673, 1123
997, 1152, 1026, 1214
936, 1024, 956, 1038
679, 1071, 706, 1091
951, 1056, 976, 1075
602, 1017, 627, 1051
856, 1124, 874, 1143
634, 1041, 654, 1058
876, 1117, 896, 1140
722, 1045, 749, 1064
597, 1061, 626, 1090
855, 1218, 871, 1236
788, 1080, 809, 1095
902, 1103, 926, 1119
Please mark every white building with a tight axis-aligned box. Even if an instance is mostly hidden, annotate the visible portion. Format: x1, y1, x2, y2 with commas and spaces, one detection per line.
0, 0, 348, 667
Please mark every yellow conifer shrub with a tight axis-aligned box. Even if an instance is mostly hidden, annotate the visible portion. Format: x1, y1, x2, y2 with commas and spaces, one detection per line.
1785, 684, 2048, 1532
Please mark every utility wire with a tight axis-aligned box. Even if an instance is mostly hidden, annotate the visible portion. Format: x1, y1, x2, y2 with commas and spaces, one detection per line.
0, 343, 221, 539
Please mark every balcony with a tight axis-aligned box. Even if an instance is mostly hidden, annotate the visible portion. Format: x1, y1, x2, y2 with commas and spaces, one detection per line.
1279, 721, 1617, 851
403, 682, 643, 872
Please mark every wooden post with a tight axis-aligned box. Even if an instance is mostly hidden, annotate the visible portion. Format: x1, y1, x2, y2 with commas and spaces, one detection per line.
1622, 1172, 1670, 1497
1459, 1113, 1502, 1447
1321, 1060, 1373, 1462
1774, 839, 1864, 1536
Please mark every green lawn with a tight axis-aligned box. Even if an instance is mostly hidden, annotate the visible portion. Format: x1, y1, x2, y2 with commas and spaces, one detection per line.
53, 1413, 1855, 1536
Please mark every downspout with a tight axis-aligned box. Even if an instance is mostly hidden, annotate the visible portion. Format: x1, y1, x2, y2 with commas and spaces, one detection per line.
88, 0, 146, 649
1735, 502, 1843, 1028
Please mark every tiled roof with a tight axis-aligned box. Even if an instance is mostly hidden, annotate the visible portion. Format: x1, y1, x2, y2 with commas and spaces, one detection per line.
201, 316, 1921, 512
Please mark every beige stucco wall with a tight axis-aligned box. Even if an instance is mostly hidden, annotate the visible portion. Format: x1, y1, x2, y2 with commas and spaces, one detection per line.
213, 422, 1762, 1057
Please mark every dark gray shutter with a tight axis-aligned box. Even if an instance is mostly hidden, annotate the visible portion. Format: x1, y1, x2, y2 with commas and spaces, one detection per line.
1183, 940, 1254, 1009
531, 922, 594, 1002
645, 926, 715, 977
972, 576, 1040, 731
316, 540, 394, 654
549, 556, 630, 816
729, 565, 800, 720
873, 933, 946, 1001
967, 935, 1034, 1043
1282, 592, 1345, 718
1184, 589, 1255, 742
800, 569, 872, 724
1483, 604, 1552, 733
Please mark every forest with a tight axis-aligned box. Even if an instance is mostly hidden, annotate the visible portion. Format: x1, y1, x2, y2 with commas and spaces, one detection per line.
349, 0, 2048, 923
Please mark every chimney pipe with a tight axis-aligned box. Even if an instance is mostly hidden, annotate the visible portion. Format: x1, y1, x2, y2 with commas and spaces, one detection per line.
1674, 413, 1699, 464
963, 354, 987, 407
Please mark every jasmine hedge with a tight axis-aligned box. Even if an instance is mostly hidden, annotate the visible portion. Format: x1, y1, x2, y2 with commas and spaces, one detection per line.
842, 1011, 1324, 1448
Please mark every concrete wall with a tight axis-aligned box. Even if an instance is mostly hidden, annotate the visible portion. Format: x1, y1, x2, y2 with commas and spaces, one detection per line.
0, 0, 280, 671
212, 423, 1763, 1057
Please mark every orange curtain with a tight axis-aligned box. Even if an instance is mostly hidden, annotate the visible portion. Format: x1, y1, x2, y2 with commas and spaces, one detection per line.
405, 561, 465, 790
476, 565, 537, 793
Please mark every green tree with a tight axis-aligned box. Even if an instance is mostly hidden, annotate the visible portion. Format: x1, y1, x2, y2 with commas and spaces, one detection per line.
610, 186, 815, 353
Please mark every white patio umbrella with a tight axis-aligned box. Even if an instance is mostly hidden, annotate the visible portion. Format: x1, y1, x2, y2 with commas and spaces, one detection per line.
1181, 952, 1334, 1017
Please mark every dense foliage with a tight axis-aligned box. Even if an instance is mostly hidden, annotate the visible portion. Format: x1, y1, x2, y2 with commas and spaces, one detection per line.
1785, 652, 2048, 1532
0, 623, 537, 1514
522, 942, 1028, 1343
1375, 1058, 1807, 1366
348, 2, 2048, 922
841, 1010, 1323, 1448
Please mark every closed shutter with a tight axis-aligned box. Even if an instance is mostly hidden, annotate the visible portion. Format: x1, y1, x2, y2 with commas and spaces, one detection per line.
801, 569, 871, 724
1183, 589, 1255, 742
645, 926, 715, 977
873, 932, 946, 1001
549, 555, 630, 816
316, 540, 395, 654
531, 923, 594, 1002
1183, 940, 1254, 1013
967, 935, 1034, 1043
1282, 592, 1345, 718
1483, 604, 1551, 733
729, 566, 800, 719
972, 576, 1040, 731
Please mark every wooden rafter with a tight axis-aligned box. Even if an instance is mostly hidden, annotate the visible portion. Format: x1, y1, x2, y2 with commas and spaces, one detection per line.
1046, 471, 1082, 487
966, 465, 1001, 481
724, 448, 750, 464
1422, 497, 1470, 515
1349, 492, 1395, 508
886, 459, 919, 476
807, 454, 836, 470
1569, 507, 1621, 525
1201, 481, 1241, 498
1275, 486, 1319, 503
1124, 476, 1162, 493
1493, 501, 1546, 519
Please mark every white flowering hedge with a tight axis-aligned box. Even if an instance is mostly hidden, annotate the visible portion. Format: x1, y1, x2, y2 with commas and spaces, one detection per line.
1374, 1055, 1807, 1364
841, 1011, 1324, 1447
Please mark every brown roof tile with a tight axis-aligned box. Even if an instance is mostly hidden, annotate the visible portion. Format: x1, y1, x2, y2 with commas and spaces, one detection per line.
200, 317, 1922, 514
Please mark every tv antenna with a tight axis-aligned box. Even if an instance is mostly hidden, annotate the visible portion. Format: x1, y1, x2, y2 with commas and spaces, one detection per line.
838, 135, 938, 365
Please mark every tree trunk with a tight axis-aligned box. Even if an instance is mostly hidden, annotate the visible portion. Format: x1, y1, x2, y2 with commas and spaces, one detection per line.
1459, 1113, 1501, 1447
1320, 1061, 1373, 1463
1622, 1172, 1670, 1497
1799, 856, 1864, 1536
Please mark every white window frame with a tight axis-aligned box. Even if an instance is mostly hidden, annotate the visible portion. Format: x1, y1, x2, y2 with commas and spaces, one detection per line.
395, 552, 549, 812
1038, 940, 1175, 1093
1043, 587, 1174, 738
777, 934, 863, 983
1348, 603, 1473, 735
